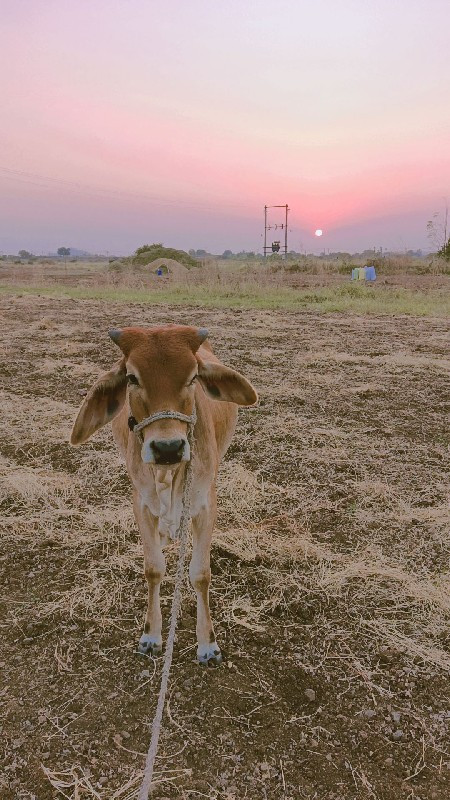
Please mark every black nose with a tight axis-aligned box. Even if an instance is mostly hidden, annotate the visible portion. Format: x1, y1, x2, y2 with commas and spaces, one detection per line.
151, 438, 185, 465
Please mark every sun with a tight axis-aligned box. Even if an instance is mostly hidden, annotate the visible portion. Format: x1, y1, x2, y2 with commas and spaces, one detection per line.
315, 229, 323, 237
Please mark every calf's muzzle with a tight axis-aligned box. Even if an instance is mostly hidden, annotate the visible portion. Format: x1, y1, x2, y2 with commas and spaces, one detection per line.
149, 437, 187, 465
129, 409, 196, 466
140, 435, 191, 465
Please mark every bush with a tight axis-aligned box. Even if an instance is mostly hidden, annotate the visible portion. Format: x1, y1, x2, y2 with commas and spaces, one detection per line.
132, 243, 197, 268
437, 238, 450, 261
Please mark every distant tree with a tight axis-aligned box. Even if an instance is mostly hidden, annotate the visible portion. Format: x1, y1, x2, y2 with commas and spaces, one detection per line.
427, 203, 448, 253
437, 238, 450, 261
135, 243, 163, 257
222, 250, 233, 258
57, 247, 71, 257
18, 249, 33, 258
195, 249, 207, 257
132, 243, 197, 268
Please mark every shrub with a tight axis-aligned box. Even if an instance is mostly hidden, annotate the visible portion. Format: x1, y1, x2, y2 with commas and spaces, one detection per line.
437, 238, 450, 262
132, 243, 197, 268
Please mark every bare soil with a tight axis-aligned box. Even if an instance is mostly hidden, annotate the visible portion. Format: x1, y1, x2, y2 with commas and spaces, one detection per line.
0, 293, 449, 800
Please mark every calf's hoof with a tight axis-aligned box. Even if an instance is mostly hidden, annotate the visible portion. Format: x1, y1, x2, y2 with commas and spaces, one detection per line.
197, 642, 222, 667
137, 633, 162, 657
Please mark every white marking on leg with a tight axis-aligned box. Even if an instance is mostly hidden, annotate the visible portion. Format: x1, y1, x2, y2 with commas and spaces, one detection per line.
197, 641, 222, 665
138, 633, 162, 655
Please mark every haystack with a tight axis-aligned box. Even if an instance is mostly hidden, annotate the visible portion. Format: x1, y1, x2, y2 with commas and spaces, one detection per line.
145, 258, 189, 278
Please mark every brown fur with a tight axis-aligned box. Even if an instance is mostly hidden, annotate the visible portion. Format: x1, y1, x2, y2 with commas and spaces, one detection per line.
70, 325, 257, 662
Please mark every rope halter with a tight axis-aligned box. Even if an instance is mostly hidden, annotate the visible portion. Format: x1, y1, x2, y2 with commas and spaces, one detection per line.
128, 408, 197, 443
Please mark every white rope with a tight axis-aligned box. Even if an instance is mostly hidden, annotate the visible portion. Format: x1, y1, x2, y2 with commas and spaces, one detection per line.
133, 409, 197, 442
137, 411, 196, 800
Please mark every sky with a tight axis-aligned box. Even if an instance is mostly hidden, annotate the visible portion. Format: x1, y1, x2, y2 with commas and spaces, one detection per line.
1, 0, 449, 255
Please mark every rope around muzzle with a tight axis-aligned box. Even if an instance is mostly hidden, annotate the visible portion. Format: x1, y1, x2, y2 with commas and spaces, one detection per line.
130, 409, 197, 445
132, 408, 196, 799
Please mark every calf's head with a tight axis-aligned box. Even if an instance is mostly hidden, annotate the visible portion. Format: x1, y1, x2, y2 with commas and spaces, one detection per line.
70, 325, 257, 465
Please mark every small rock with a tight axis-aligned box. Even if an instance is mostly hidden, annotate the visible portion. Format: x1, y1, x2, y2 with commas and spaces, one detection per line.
378, 646, 396, 663
391, 711, 401, 724
78, 389, 88, 396
363, 709, 376, 719
385, 757, 393, 766
304, 688, 316, 702
392, 729, 403, 740
139, 670, 150, 679
12, 739, 24, 750
121, 731, 131, 740
98, 777, 108, 786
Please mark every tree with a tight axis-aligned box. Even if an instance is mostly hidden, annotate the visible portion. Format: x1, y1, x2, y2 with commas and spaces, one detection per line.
437, 238, 450, 261
427, 203, 448, 253
132, 243, 197, 268
18, 249, 33, 258
222, 250, 233, 258
57, 247, 71, 257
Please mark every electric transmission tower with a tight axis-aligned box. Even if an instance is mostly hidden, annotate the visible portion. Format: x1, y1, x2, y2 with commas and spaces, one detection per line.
263, 204, 289, 257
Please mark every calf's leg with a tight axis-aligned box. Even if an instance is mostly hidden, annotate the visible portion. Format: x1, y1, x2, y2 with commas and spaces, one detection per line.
133, 492, 165, 656
190, 488, 222, 665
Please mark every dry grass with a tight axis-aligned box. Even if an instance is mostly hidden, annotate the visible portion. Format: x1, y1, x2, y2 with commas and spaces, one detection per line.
1, 256, 450, 316
1, 294, 449, 799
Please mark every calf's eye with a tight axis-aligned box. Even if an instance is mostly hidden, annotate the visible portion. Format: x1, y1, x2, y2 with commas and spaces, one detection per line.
188, 375, 198, 386
127, 374, 139, 386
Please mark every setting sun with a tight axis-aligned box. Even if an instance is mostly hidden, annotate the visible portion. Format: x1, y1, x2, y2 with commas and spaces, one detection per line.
315, 229, 323, 237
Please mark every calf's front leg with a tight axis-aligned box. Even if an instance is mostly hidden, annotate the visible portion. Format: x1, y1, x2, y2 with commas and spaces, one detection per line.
190, 488, 222, 666
133, 492, 165, 656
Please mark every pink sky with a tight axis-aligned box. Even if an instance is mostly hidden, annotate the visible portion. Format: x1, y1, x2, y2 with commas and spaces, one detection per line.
1, 0, 449, 254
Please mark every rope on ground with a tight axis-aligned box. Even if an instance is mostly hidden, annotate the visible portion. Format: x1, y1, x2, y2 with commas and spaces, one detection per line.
137, 416, 195, 800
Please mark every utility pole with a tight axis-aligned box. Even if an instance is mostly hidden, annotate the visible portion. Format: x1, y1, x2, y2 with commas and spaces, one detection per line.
264, 205, 267, 259
284, 204, 288, 257
263, 204, 289, 258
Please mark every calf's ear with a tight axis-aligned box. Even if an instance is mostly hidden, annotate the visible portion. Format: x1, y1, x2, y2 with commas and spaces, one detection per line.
197, 358, 258, 406
70, 358, 127, 445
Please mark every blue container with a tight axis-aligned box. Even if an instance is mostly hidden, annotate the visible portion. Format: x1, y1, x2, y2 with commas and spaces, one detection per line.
351, 268, 359, 280
366, 265, 376, 281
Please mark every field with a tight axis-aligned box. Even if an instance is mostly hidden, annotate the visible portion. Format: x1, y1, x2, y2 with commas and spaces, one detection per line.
0, 272, 449, 799
1, 256, 449, 317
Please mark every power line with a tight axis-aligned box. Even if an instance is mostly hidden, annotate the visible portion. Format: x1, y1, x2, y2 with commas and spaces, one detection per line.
0, 166, 254, 214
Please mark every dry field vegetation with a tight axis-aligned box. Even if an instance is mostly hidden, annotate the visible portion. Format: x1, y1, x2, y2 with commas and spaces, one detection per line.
1, 256, 449, 317
0, 276, 449, 799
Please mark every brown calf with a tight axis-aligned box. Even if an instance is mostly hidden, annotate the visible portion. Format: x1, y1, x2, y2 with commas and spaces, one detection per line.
71, 325, 257, 665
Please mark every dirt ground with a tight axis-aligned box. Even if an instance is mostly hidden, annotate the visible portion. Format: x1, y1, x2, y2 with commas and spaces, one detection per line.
0, 292, 449, 800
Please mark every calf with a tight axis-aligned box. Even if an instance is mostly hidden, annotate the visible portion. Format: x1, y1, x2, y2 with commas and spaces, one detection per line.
70, 325, 257, 665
